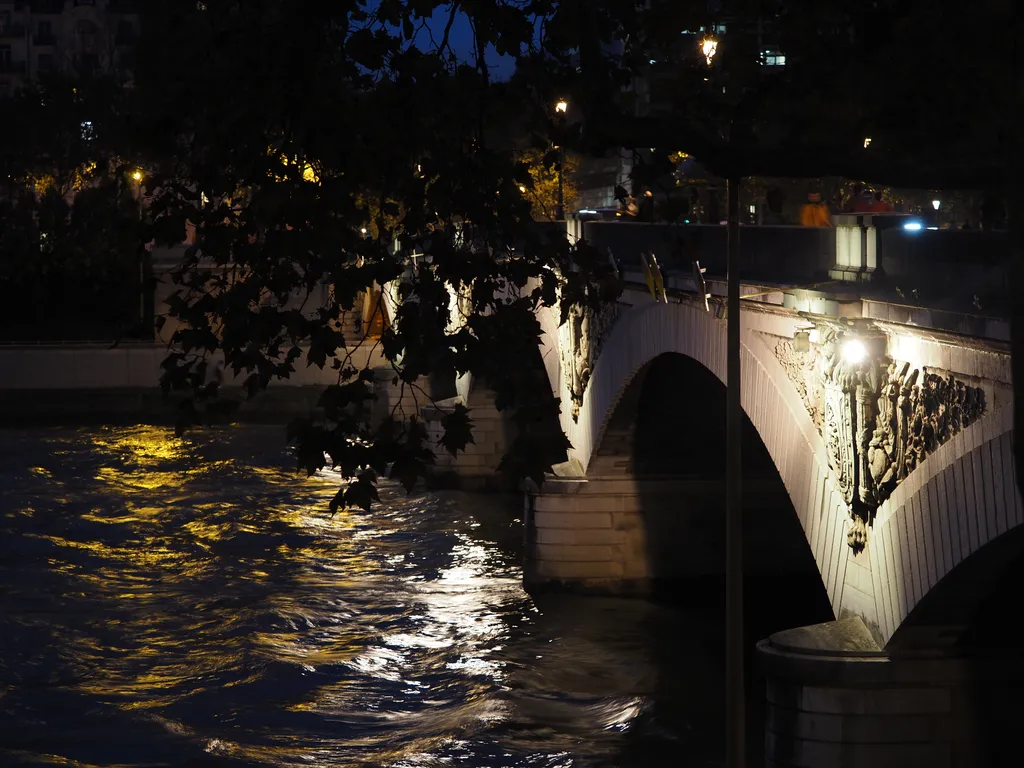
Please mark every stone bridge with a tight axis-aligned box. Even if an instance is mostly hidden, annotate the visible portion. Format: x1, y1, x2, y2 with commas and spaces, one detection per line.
434, 218, 1018, 766
527, 276, 1015, 653
428, 218, 1015, 653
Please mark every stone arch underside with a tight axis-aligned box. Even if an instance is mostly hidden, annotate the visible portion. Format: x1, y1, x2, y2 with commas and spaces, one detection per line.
560, 300, 1023, 647
869, 404, 1022, 647
564, 301, 855, 619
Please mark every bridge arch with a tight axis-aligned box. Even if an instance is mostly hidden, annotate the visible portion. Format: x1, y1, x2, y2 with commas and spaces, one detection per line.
552, 299, 1022, 648
870, 404, 1022, 648
560, 300, 854, 617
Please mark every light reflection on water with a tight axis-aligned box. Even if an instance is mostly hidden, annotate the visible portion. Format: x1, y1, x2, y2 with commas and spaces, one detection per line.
0, 426, 719, 768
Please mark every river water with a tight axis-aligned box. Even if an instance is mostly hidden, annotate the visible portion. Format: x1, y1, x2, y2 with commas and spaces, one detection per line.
0, 425, 756, 767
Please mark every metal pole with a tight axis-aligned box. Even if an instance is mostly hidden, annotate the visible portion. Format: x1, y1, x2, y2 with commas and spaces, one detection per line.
557, 146, 565, 221
725, 175, 745, 768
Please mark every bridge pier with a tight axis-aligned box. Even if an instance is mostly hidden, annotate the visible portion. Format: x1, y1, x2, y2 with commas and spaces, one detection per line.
523, 473, 805, 593
423, 389, 518, 491
759, 617, 1024, 768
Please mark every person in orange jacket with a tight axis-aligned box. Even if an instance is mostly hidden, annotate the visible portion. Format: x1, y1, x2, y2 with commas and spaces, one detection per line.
799, 191, 833, 227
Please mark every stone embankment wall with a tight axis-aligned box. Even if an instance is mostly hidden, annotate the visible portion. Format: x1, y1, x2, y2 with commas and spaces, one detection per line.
0, 343, 413, 426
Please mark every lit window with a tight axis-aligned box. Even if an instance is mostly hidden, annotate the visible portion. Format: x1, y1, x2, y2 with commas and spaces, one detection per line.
762, 51, 786, 67
80, 120, 95, 140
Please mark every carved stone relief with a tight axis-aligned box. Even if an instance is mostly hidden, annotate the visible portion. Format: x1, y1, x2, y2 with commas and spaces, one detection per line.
559, 302, 623, 421
773, 337, 825, 432
866, 361, 986, 505
770, 328, 987, 552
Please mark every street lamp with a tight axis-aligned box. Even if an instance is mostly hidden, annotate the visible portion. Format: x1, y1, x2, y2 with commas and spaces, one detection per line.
132, 169, 143, 182
932, 199, 941, 211
554, 99, 568, 220
841, 337, 868, 365
701, 37, 718, 66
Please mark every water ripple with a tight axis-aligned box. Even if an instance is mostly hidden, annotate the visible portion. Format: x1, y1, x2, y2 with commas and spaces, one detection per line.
0, 426, 708, 767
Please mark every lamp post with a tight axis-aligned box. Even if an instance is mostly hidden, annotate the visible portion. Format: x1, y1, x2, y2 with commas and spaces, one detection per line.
725, 175, 744, 768
555, 99, 567, 220
700, 29, 745, 767
131, 168, 148, 335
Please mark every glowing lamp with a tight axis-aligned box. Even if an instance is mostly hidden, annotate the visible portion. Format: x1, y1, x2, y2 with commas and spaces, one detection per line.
932, 199, 941, 211
841, 338, 868, 365
701, 38, 718, 66
555, 100, 568, 114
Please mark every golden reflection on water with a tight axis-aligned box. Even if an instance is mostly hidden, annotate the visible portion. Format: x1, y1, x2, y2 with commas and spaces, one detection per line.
1, 425, 665, 768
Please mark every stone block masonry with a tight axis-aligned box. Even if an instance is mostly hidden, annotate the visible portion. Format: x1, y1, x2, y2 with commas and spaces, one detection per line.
760, 617, 1024, 768
423, 389, 518, 491
525, 474, 800, 593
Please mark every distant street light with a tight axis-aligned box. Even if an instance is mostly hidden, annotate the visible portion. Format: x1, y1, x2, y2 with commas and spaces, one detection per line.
863, 137, 872, 148
132, 169, 143, 181
701, 37, 718, 66
932, 199, 941, 210
554, 100, 568, 219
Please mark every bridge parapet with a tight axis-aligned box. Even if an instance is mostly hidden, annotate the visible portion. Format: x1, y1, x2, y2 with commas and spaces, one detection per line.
571, 217, 1010, 316
531, 269, 1016, 645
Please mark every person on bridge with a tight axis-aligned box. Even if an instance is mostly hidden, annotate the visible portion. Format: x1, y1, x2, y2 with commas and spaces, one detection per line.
852, 188, 875, 212
869, 190, 894, 213
799, 191, 833, 227
637, 190, 655, 222
844, 183, 865, 212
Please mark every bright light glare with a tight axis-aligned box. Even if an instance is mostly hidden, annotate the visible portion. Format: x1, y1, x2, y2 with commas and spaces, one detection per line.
131, 169, 143, 181
360, 227, 367, 235
555, 100, 568, 113
863, 137, 872, 148
841, 338, 868, 365
903, 221, 923, 231
518, 185, 527, 193
701, 38, 718, 66
931, 199, 941, 210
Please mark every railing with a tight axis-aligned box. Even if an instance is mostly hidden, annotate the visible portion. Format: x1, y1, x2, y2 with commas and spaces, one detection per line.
32, 1, 66, 13
579, 221, 835, 283
107, 0, 140, 12
568, 217, 1011, 314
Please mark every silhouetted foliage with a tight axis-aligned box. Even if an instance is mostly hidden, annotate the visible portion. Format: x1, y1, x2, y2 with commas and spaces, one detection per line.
1, 0, 1017, 505
0, 182, 145, 341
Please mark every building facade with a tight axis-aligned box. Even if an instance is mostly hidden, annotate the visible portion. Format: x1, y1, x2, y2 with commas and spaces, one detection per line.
0, 0, 138, 96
